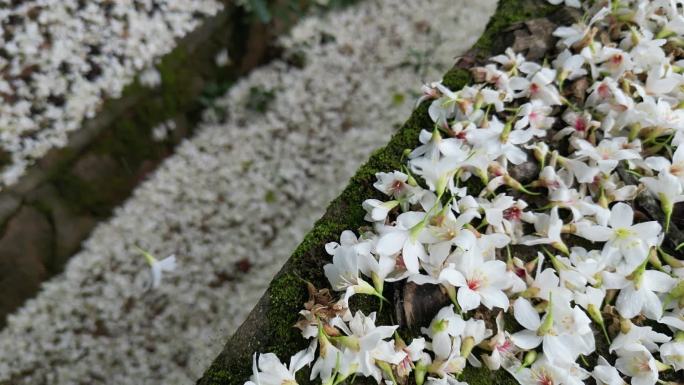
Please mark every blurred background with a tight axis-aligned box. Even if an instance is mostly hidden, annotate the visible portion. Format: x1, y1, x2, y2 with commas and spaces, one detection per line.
0, 1, 495, 384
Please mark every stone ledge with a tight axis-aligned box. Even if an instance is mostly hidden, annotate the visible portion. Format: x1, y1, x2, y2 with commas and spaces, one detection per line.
195, 1, 577, 384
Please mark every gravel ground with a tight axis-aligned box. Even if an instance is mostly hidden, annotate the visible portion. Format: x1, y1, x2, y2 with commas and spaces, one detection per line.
0, 0, 222, 188
0, 0, 496, 384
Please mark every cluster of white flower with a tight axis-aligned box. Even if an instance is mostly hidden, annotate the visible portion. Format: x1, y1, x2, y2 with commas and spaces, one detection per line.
0, 0, 495, 383
246, 2, 684, 385
0, 0, 222, 187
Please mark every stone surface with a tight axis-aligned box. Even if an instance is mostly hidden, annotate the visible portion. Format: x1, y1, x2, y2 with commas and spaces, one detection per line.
0, 206, 52, 326
0, 194, 20, 225
25, 185, 98, 273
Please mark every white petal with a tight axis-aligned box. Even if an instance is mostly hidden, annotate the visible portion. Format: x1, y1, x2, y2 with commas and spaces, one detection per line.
376, 231, 406, 256
641, 290, 664, 320
511, 330, 543, 350
479, 288, 509, 310
439, 268, 466, 287
457, 287, 481, 312
643, 270, 676, 292
158, 255, 176, 271
432, 332, 452, 360
615, 286, 643, 319
513, 297, 541, 330
403, 239, 426, 274
609, 202, 633, 229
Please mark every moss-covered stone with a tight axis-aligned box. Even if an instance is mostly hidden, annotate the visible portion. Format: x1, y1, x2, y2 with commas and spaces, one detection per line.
197, 1, 574, 384
472, 0, 559, 56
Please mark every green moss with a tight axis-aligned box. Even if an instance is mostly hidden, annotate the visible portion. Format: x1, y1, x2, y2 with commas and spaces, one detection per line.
267, 274, 310, 358
473, 0, 559, 55
462, 366, 518, 385
442, 68, 473, 90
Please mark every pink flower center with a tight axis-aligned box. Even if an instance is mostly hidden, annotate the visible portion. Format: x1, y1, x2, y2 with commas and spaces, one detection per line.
498, 340, 513, 353
390, 180, 405, 193
598, 83, 611, 98
397, 255, 407, 270
504, 207, 522, 221
529, 111, 538, 121
574, 118, 588, 132
538, 375, 554, 385
610, 53, 623, 66
514, 267, 526, 278
530, 83, 540, 95
467, 279, 481, 290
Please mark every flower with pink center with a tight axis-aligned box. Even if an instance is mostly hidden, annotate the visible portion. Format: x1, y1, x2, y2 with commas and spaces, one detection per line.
482, 313, 519, 371
615, 347, 659, 385
554, 110, 600, 140
440, 246, 510, 312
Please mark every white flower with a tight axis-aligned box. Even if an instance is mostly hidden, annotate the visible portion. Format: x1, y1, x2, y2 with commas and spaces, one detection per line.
139, 67, 161, 88
138, 248, 176, 290
525, 254, 561, 301
215, 49, 230, 66
511, 297, 591, 365
410, 152, 468, 197
363, 198, 399, 222
553, 7, 609, 48
596, 47, 634, 78
466, 117, 532, 165
514, 356, 570, 385
603, 262, 676, 320
421, 305, 465, 360
592, 356, 627, 385
481, 313, 518, 371
645, 145, 684, 181
373, 171, 412, 198
247, 343, 315, 385
557, 156, 599, 184
610, 322, 671, 354
375, 211, 427, 274
661, 308, 684, 332
640, 171, 684, 232
553, 49, 586, 82
410, 129, 465, 160
460, 318, 493, 366
425, 337, 467, 379
396, 337, 426, 378
510, 68, 562, 106
660, 338, 684, 371
441, 247, 510, 312
331, 312, 405, 383
515, 100, 555, 132
568, 246, 613, 284
425, 376, 468, 385
571, 137, 640, 175
614, 346, 659, 385
521, 207, 569, 255
555, 110, 600, 140
310, 334, 345, 382
491, 47, 526, 71
576, 202, 661, 274
573, 286, 607, 332
323, 245, 379, 302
